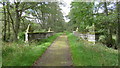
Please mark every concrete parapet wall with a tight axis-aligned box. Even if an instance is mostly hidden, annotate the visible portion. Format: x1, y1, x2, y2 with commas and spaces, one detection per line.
25, 32, 54, 42
73, 31, 95, 43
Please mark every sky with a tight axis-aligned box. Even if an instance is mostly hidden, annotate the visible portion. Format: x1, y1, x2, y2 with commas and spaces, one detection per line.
59, 0, 73, 22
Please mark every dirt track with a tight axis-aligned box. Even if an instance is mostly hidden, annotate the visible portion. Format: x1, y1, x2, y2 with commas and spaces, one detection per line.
33, 34, 72, 66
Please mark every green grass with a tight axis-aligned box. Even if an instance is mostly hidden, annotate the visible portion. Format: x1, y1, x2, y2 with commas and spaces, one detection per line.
2, 33, 62, 66
67, 33, 118, 66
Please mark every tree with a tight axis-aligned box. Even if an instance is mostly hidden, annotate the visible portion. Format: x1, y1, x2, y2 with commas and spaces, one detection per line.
30, 2, 65, 32
1, 1, 65, 42
116, 1, 120, 48
104, 2, 113, 47
68, 2, 94, 33
68, 1, 118, 49
2, 2, 7, 41
6, 1, 10, 41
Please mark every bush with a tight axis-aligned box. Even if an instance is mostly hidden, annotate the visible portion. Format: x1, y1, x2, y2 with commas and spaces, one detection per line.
98, 35, 106, 44
2, 33, 62, 66
18, 32, 25, 41
98, 35, 116, 47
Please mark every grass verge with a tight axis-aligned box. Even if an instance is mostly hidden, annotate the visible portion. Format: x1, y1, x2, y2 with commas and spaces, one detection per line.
2, 33, 62, 66
67, 33, 118, 66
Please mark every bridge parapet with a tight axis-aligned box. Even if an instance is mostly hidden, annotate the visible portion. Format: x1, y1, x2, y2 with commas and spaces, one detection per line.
25, 24, 54, 43
73, 31, 95, 44
28, 32, 54, 41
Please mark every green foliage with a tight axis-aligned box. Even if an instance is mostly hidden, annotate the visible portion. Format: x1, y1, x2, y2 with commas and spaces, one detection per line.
2, 33, 62, 66
18, 32, 25, 41
67, 2, 118, 48
68, 2, 94, 32
99, 35, 116, 47
65, 31, 71, 35
67, 33, 118, 66
99, 35, 106, 44
2, 2, 65, 42
30, 2, 65, 32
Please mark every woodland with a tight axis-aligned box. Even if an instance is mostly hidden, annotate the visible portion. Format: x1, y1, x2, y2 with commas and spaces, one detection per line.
0, 0, 119, 66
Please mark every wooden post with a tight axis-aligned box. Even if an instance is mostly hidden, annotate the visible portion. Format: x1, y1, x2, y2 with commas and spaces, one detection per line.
25, 24, 30, 43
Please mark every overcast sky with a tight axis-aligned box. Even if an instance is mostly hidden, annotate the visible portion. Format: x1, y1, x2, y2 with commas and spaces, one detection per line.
59, 0, 73, 22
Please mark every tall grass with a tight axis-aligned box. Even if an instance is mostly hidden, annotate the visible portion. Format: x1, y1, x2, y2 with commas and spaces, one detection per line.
2, 33, 62, 66
67, 33, 118, 66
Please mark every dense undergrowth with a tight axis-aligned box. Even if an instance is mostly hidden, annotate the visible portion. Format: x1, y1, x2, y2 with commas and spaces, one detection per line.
2, 33, 62, 66
67, 33, 118, 66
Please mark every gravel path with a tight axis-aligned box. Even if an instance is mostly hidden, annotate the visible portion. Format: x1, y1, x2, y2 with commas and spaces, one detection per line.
33, 34, 72, 66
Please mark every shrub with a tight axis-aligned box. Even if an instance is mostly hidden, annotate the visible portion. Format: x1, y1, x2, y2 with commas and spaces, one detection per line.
99, 35, 116, 47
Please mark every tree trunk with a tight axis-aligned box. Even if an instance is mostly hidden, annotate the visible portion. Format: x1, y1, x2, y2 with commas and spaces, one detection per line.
3, 2, 7, 41
41, 12, 46, 30
116, 2, 120, 48
104, 2, 113, 47
14, 2, 20, 41
7, 1, 10, 41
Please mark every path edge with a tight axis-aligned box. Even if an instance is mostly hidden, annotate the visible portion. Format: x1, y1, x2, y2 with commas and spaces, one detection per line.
32, 35, 60, 66
66, 34, 74, 66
